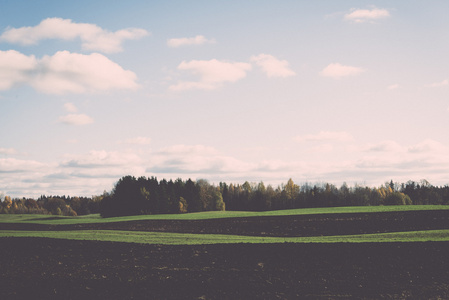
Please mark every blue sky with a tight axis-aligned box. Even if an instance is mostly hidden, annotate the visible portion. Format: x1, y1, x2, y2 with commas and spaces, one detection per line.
1, 0, 448, 197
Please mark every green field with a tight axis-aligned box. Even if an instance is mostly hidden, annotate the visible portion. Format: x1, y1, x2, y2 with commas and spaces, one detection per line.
1, 205, 448, 225
1, 229, 449, 245
2, 205, 449, 245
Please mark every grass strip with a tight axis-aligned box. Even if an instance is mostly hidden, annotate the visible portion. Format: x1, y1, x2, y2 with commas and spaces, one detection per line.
2, 229, 449, 245
1, 205, 449, 225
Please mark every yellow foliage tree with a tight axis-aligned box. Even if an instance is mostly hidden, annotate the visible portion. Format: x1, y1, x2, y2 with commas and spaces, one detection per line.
3, 196, 12, 209
178, 197, 188, 213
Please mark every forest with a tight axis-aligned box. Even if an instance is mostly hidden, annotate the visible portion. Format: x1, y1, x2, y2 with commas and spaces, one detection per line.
1, 176, 448, 217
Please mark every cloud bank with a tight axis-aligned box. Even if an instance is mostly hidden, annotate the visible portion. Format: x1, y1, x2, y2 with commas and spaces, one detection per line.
2, 137, 449, 198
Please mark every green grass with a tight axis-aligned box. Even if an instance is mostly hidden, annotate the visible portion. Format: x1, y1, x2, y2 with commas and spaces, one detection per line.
1, 229, 449, 245
2, 206, 448, 245
1, 205, 449, 225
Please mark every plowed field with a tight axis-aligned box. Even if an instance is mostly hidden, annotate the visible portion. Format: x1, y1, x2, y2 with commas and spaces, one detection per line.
2, 210, 449, 236
2, 210, 449, 299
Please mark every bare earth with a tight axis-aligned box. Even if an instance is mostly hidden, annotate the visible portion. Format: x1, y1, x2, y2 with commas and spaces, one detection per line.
1, 210, 449, 299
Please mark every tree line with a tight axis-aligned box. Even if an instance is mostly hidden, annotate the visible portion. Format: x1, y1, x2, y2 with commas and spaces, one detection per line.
0, 195, 101, 216
99, 176, 449, 217
221, 179, 449, 211
1, 177, 448, 217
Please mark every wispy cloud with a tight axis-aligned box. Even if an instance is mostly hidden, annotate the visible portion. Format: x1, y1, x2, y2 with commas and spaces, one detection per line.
149, 144, 252, 174
61, 150, 143, 169
353, 139, 449, 179
0, 17, 149, 53
344, 8, 390, 23
425, 79, 448, 88
170, 59, 252, 91
167, 35, 215, 48
364, 140, 403, 153
320, 63, 365, 79
59, 114, 93, 125
408, 139, 447, 154
0, 158, 44, 173
250, 54, 295, 78
0, 50, 139, 94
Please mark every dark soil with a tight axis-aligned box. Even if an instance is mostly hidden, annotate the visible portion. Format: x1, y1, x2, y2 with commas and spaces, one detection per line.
2, 210, 449, 299
2, 210, 449, 236
1, 237, 449, 299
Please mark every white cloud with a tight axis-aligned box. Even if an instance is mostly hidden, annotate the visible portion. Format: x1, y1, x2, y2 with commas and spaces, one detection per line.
120, 137, 152, 145
149, 144, 253, 174
425, 79, 448, 88
408, 139, 446, 154
3, 138, 449, 198
344, 139, 449, 185
167, 35, 215, 48
320, 63, 365, 79
61, 150, 144, 171
64, 102, 78, 113
0, 50, 139, 94
0, 50, 36, 90
364, 140, 403, 153
34, 51, 139, 94
388, 84, 399, 90
352, 139, 449, 179
0, 158, 44, 173
54, 150, 147, 192
59, 114, 94, 125
170, 59, 252, 91
255, 160, 297, 173
0, 17, 149, 53
294, 131, 354, 143
250, 54, 296, 78
344, 8, 390, 23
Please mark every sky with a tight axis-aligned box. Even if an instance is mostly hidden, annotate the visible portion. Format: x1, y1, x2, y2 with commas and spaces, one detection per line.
1, 0, 448, 198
